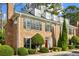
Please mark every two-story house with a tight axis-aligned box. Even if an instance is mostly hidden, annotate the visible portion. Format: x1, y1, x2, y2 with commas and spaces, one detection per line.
5, 3, 77, 49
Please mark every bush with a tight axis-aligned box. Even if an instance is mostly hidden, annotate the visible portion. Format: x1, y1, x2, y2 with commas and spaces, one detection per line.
49, 48, 53, 50
75, 45, 79, 49
71, 36, 79, 46
68, 45, 75, 49
62, 47, 69, 51
31, 33, 44, 48
52, 47, 62, 52
28, 49, 36, 54
18, 47, 28, 56
52, 47, 58, 52
40, 47, 49, 53
0, 45, 14, 56
57, 47, 62, 51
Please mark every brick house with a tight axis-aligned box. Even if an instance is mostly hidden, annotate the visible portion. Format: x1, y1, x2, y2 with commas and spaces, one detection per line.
5, 3, 77, 49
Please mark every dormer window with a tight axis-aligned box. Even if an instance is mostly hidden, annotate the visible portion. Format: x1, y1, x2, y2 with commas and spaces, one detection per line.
35, 8, 41, 17
46, 12, 51, 20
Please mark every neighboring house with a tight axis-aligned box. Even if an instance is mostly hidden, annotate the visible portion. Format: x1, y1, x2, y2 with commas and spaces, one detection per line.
5, 3, 77, 49
74, 21, 79, 37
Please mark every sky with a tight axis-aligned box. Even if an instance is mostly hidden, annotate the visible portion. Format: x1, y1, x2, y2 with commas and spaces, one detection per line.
1, 3, 79, 19
63, 3, 79, 8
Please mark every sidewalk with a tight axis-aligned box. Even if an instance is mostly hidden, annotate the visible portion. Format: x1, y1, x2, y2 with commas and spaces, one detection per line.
28, 49, 79, 56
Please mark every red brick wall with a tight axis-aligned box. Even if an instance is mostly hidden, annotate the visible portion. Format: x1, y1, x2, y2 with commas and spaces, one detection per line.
5, 3, 17, 48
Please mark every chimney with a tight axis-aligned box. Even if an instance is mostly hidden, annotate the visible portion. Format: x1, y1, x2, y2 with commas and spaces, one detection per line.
7, 3, 14, 20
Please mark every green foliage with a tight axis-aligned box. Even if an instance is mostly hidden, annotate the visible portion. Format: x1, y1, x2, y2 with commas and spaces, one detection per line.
52, 47, 62, 52
57, 47, 62, 51
18, 47, 28, 56
57, 30, 62, 47
28, 49, 36, 54
40, 47, 49, 53
49, 3, 62, 15
68, 45, 75, 49
62, 47, 69, 51
57, 19, 68, 51
75, 45, 79, 49
31, 33, 44, 48
0, 45, 14, 56
0, 29, 5, 44
64, 6, 79, 25
71, 36, 79, 46
52, 47, 58, 52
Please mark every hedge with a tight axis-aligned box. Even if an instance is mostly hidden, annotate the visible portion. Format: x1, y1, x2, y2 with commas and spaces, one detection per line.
0, 45, 14, 56
18, 47, 28, 56
40, 47, 49, 53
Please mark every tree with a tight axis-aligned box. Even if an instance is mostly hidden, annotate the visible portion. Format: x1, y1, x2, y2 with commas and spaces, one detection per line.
31, 33, 44, 49
57, 19, 68, 50
49, 3, 63, 15
61, 19, 68, 50
0, 29, 5, 44
64, 6, 79, 25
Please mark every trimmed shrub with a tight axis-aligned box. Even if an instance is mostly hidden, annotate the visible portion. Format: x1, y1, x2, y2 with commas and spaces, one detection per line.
0, 45, 14, 56
75, 45, 79, 49
52, 47, 62, 52
28, 49, 36, 54
57, 47, 62, 51
71, 36, 79, 46
18, 47, 28, 56
31, 33, 44, 49
49, 48, 53, 50
40, 47, 49, 53
52, 47, 58, 52
68, 45, 75, 49
62, 47, 69, 51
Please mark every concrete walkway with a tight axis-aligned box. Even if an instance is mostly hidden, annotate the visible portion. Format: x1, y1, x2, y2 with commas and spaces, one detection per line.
28, 49, 79, 56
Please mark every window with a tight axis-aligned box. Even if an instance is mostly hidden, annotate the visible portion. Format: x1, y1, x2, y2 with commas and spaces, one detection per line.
51, 14, 54, 21
32, 20, 42, 30
24, 18, 32, 29
46, 12, 51, 20
35, 8, 41, 17
24, 18, 42, 30
69, 28, 73, 34
23, 20, 26, 29
24, 38, 31, 48
26, 19, 32, 29
45, 23, 52, 32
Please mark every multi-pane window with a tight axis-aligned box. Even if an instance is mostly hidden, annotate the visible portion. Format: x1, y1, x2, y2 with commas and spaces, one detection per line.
45, 23, 52, 32
32, 20, 42, 30
24, 18, 42, 30
24, 18, 32, 29
26, 19, 32, 29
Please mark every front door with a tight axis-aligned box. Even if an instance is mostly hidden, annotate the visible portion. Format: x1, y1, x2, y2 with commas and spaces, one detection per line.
45, 40, 48, 48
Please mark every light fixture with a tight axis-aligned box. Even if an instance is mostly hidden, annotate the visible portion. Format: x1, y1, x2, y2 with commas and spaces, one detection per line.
14, 20, 17, 24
